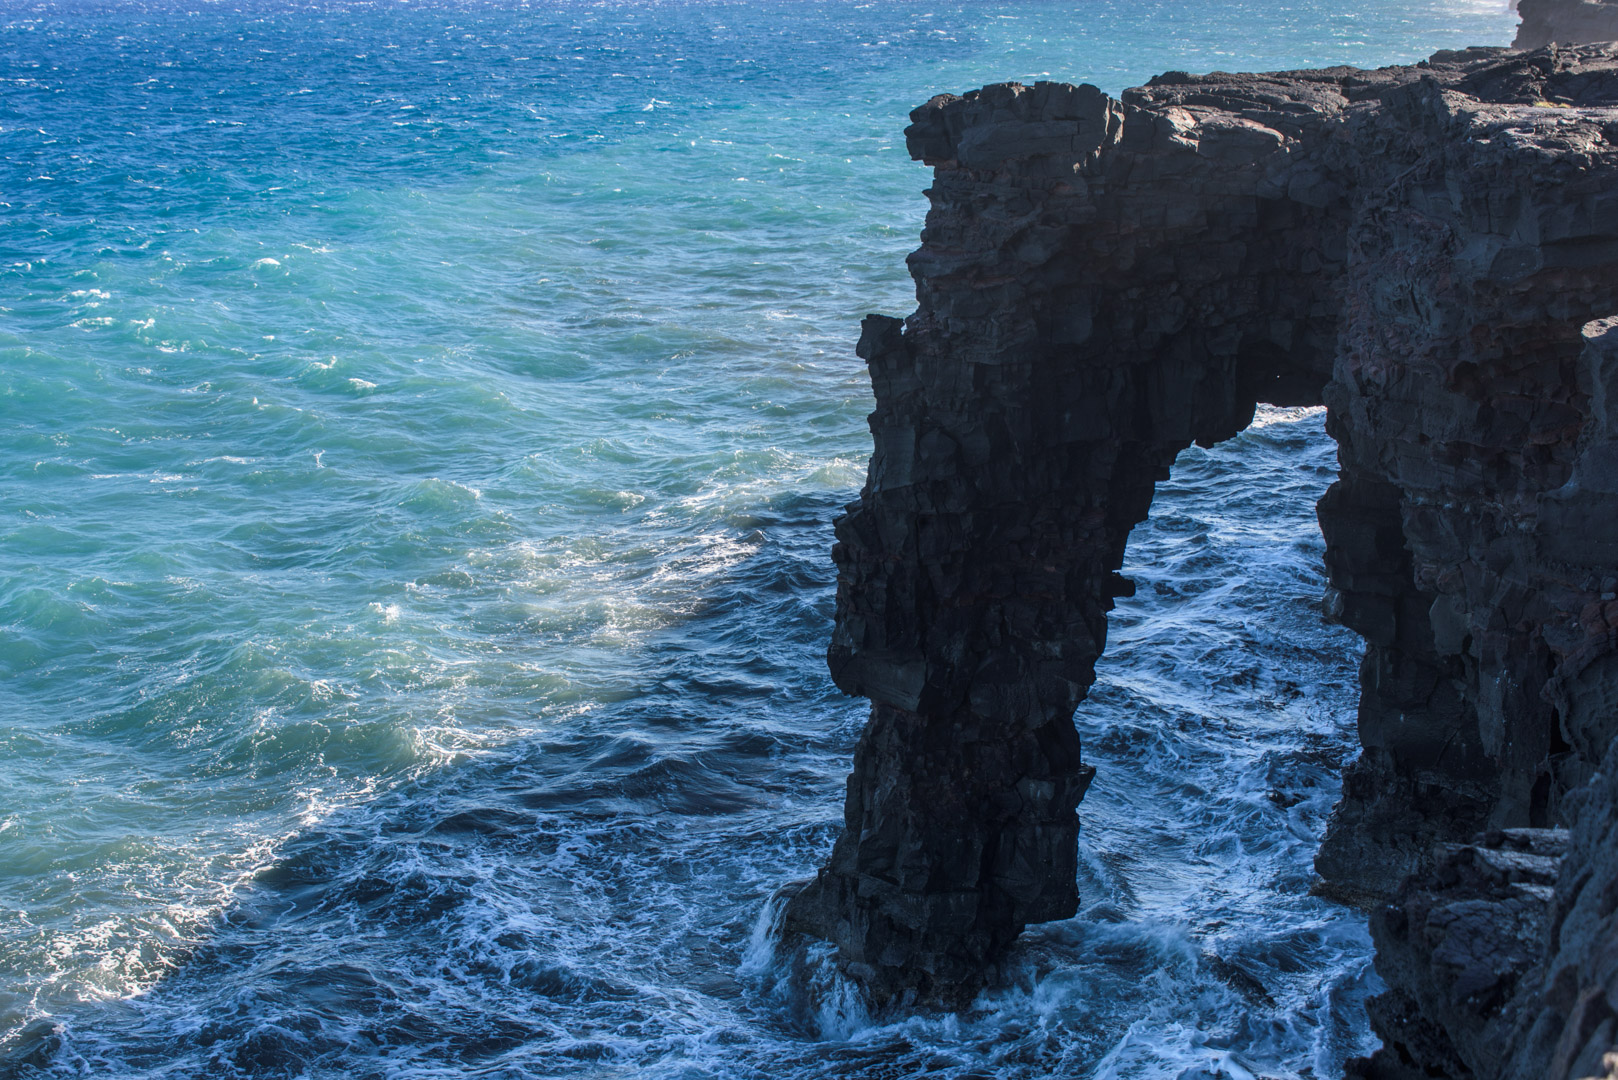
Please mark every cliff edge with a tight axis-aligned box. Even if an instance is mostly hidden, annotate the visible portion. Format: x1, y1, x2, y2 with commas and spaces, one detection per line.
1516, 0, 1618, 50
787, 43, 1618, 1080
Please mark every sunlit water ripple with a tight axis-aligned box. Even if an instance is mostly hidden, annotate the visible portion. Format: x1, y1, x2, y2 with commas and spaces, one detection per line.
0, 1, 1520, 1077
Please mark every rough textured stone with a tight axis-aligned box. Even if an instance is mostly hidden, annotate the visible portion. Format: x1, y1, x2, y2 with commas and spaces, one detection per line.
792, 40, 1618, 1080
1516, 0, 1618, 50
1312, 57, 1618, 899
1500, 739, 1618, 1080
1347, 828, 1568, 1078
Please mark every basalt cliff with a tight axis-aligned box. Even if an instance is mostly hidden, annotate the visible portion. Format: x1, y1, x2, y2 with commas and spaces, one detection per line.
784, 42, 1618, 1080
1517, 0, 1618, 50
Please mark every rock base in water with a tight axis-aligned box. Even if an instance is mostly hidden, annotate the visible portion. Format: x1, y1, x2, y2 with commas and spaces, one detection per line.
800, 43, 1618, 1076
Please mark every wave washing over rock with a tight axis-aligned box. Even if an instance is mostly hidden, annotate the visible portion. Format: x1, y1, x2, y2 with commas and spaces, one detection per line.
782, 24, 1618, 1080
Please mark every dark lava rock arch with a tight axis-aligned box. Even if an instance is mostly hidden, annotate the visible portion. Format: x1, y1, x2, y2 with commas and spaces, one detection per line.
785, 45, 1618, 1080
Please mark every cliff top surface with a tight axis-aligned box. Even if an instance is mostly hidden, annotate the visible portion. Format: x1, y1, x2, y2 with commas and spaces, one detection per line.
903, 45, 1618, 181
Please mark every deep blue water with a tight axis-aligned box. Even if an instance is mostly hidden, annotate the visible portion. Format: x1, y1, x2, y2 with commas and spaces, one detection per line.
1, 1, 1519, 1077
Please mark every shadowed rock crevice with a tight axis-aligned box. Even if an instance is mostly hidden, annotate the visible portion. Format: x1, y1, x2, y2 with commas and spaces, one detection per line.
790, 42, 1618, 1080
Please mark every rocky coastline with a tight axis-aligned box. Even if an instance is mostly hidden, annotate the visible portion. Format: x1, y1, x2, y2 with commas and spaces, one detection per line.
785, 24, 1618, 1080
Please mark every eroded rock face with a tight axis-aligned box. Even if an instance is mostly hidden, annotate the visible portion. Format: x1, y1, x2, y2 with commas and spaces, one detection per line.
1313, 56, 1618, 899
1347, 827, 1568, 1079
1506, 739, 1618, 1080
1340, 313, 1618, 1079
1516, 0, 1618, 50
796, 41, 1618, 1080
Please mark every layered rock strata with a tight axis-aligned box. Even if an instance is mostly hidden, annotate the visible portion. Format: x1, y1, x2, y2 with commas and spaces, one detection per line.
790, 43, 1618, 1078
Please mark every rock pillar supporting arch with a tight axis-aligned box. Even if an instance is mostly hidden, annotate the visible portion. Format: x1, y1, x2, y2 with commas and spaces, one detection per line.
784, 77, 1344, 1003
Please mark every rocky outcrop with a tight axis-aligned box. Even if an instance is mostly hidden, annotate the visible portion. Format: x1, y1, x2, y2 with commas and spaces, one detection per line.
1505, 739, 1618, 1080
1335, 303, 1618, 1077
1310, 58, 1618, 900
1516, 0, 1618, 50
784, 71, 1357, 1005
791, 41, 1618, 1080
1348, 827, 1568, 1079
1352, 736, 1618, 1080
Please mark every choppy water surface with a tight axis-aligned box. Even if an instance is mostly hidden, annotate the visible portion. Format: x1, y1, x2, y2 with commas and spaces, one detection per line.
1, 1, 1519, 1077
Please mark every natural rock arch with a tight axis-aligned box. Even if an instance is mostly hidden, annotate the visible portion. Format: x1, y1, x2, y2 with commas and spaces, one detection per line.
785, 47, 1618, 1078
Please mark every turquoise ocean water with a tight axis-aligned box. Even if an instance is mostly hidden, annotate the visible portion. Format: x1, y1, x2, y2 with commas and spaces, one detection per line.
1, 2, 1519, 1077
